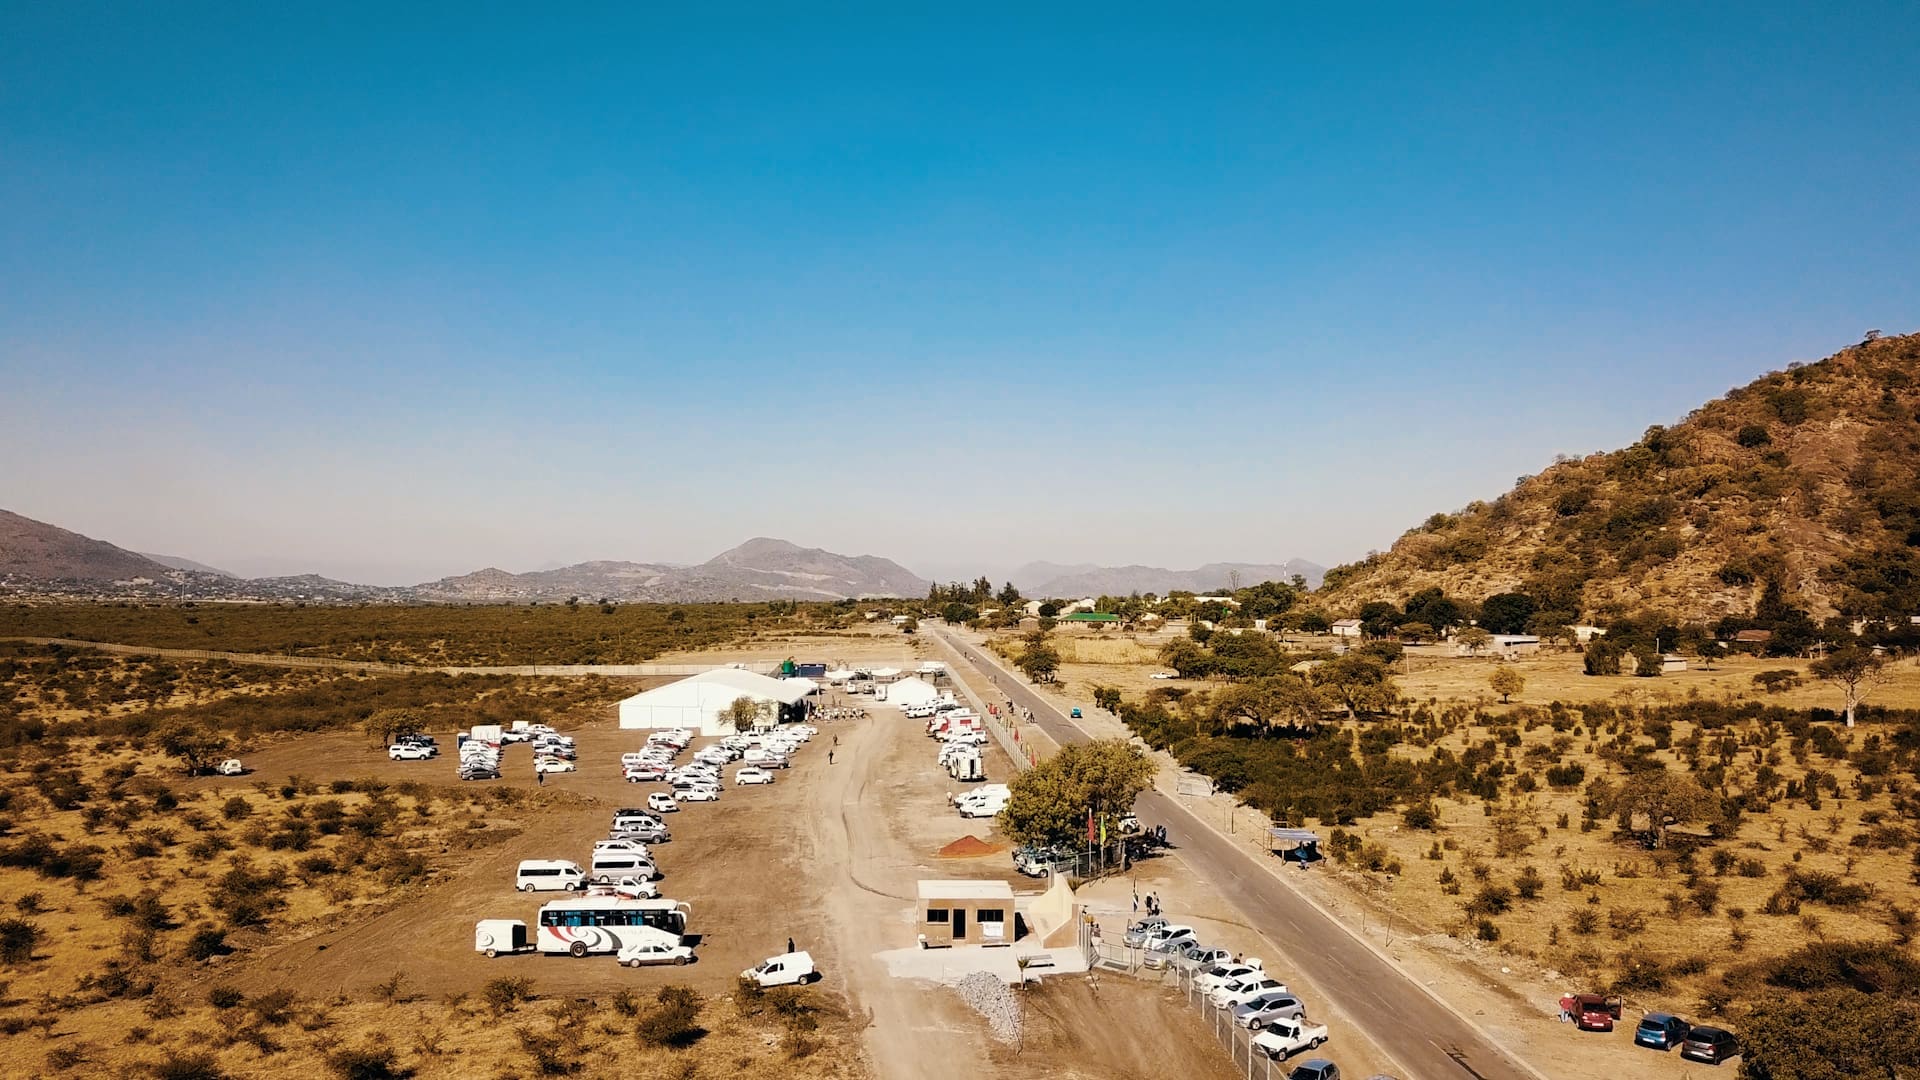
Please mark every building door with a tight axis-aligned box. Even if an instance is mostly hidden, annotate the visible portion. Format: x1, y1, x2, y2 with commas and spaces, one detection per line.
953, 909, 967, 941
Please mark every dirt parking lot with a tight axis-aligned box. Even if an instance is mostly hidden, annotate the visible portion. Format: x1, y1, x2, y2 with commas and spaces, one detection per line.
184, 676, 1233, 1079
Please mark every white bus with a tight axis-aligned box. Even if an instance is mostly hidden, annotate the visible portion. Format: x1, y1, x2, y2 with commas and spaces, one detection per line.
536, 896, 691, 957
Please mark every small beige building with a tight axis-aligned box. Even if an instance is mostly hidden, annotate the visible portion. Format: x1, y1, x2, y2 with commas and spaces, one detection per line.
916, 880, 1017, 947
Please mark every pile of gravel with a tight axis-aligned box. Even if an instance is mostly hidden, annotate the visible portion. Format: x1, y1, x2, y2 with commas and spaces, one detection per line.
954, 970, 1021, 1043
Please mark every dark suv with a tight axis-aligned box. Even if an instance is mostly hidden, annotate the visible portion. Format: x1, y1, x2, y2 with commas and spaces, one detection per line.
1680, 1026, 1739, 1065
1635, 1012, 1691, 1050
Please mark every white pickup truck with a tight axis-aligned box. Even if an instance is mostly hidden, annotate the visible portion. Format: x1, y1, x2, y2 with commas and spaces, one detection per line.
1252, 1016, 1329, 1060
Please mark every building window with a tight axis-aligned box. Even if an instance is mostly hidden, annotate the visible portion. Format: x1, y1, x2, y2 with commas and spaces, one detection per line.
925, 908, 949, 923
976, 909, 1005, 924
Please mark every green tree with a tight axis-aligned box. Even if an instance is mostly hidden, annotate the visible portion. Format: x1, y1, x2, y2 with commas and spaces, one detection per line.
1583, 639, 1624, 675
1158, 638, 1214, 679
1017, 642, 1060, 684
1037, 602, 1060, 618
940, 602, 978, 624
157, 722, 231, 777
1456, 627, 1493, 654
1091, 686, 1122, 713
1397, 621, 1436, 643
997, 582, 1022, 607
1488, 666, 1524, 703
1613, 770, 1715, 847
1210, 675, 1328, 733
362, 708, 424, 748
998, 740, 1156, 847
1478, 593, 1537, 635
900, 616, 918, 635
1809, 646, 1888, 728
1741, 988, 1920, 1080
1311, 654, 1398, 718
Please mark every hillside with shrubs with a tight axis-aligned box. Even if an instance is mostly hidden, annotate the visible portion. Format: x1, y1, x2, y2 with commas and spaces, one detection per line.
1320, 333, 1920, 622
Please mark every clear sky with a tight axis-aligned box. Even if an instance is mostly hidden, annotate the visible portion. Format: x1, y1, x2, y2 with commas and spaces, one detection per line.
3, 5, 1916, 585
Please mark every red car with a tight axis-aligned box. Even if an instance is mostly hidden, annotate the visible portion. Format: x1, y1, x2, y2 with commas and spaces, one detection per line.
1568, 994, 1623, 1032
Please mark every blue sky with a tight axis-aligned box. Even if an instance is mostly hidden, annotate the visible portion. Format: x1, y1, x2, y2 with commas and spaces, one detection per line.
3, 5, 1916, 584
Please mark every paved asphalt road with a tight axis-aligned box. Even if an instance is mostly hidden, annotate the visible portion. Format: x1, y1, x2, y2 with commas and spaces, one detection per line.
932, 626, 1544, 1080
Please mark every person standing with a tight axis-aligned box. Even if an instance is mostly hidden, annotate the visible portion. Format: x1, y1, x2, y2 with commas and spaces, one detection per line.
787, 936, 796, 956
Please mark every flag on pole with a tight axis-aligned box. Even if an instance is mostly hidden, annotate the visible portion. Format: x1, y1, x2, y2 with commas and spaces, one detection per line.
1086, 809, 1095, 843
1099, 814, 1107, 846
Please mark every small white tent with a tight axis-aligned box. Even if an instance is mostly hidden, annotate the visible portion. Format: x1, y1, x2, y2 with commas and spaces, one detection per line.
886, 676, 941, 709
618, 669, 814, 737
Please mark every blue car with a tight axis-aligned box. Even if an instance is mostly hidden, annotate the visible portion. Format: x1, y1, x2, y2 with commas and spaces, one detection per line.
1635, 1012, 1692, 1050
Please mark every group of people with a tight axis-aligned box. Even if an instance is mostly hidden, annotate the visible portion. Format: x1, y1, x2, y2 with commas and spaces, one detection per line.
1134, 889, 1162, 917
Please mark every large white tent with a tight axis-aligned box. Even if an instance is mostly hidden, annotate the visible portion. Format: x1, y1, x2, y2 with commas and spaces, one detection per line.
618, 668, 814, 736
885, 676, 941, 709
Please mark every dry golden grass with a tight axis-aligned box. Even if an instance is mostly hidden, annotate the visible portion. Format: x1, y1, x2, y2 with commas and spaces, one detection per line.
1397, 648, 1920, 712
1323, 704, 1917, 1013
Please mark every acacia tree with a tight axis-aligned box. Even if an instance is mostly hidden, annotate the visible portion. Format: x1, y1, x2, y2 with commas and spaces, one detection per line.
1456, 627, 1493, 654
724, 696, 764, 733
1810, 646, 1888, 728
1210, 675, 1328, 734
363, 707, 424, 747
1017, 642, 1060, 684
1311, 654, 1398, 718
1488, 666, 1525, 703
1611, 771, 1716, 847
157, 722, 230, 776
998, 740, 1156, 847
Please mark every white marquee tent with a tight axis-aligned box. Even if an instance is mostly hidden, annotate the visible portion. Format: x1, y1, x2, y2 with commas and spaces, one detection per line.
885, 676, 941, 709
618, 668, 815, 737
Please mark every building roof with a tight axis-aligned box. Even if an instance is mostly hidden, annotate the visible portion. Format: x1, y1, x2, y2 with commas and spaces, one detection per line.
916, 879, 1015, 901
1733, 629, 1775, 643
1060, 612, 1119, 622
618, 667, 814, 709
1331, 619, 1362, 628
1492, 634, 1540, 644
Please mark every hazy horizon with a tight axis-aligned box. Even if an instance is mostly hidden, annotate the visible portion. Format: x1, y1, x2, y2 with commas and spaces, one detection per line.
4, 8, 1915, 586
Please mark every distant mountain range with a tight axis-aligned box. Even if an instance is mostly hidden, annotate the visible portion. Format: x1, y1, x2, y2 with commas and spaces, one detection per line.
0, 511, 930, 603
1009, 559, 1325, 597
413, 539, 929, 602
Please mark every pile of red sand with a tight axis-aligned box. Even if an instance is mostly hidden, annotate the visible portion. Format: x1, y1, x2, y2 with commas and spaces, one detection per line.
937, 834, 1006, 858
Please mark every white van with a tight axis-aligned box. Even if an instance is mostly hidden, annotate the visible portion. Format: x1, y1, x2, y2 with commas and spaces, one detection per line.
741, 950, 816, 987
515, 860, 585, 893
590, 852, 659, 883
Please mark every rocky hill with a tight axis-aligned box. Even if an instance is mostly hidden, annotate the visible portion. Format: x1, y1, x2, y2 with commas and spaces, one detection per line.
1015, 559, 1326, 598
0, 510, 181, 582
1318, 333, 1920, 622
138, 553, 237, 577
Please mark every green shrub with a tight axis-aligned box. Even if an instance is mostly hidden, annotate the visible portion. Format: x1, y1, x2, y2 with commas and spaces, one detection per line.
207, 985, 244, 1009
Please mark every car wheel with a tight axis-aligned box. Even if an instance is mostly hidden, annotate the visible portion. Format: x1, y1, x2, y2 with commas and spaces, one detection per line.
520, 883, 535, 893
626, 959, 640, 968
564, 883, 579, 892
1311, 1037, 1324, 1048
484, 948, 498, 958
676, 956, 689, 965
569, 941, 588, 958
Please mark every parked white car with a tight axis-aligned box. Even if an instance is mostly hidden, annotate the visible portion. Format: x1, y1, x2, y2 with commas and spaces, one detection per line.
216, 759, 246, 776
535, 758, 576, 774
618, 940, 695, 967
594, 839, 652, 855
389, 743, 434, 761
1234, 992, 1306, 1029
675, 785, 720, 802
1143, 924, 1198, 953
734, 767, 774, 786
1210, 975, 1290, 1011
591, 875, 660, 899
1195, 961, 1264, 993
645, 792, 679, 813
